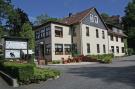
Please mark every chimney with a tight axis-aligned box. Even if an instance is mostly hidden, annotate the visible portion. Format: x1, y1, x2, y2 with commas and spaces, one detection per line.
69, 13, 72, 17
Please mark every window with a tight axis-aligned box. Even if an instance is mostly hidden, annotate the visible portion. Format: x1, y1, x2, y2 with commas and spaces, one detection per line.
72, 44, 77, 53
116, 46, 119, 53
90, 14, 94, 22
110, 35, 114, 41
87, 43, 90, 53
103, 45, 106, 53
102, 31, 105, 39
97, 44, 100, 53
45, 44, 51, 55
121, 37, 124, 42
116, 36, 118, 42
72, 27, 76, 36
55, 26, 63, 37
96, 29, 99, 38
55, 44, 63, 55
86, 27, 89, 36
40, 29, 45, 38
122, 47, 125, 53
64, 44, 71, 55
94, 16, 98, 23
45, 26, 50, 38
35, 31, 40, 40
111, 46, 114, 53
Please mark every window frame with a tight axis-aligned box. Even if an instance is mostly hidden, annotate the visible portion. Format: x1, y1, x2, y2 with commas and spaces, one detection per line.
55, 26, 63, 37
55, 44, 63, 55
45, 26, 50, 38
97, 44, 100, 53
122, 47, 125, 53
116, 46, 119, 53
64, 44, 71, 55
45, 44, 51, 55
86, 27, 90, 36
103, 45, 106, 53
111, 46, 114, 53
102, 31, 105, 39
87, 43, 90, 53
96, 29, 99, 38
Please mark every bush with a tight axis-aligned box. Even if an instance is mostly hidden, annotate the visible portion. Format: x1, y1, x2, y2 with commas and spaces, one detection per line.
52, 60, 61, 64
33, 67, 60, 81
128, 48, 134, 56
88, 54, 113, 64
0, 61, 60, 85
1, 62, 34, 82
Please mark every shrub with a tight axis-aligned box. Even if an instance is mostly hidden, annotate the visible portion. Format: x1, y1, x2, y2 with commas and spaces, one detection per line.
52, 60, 61, 64
88, 54, 113, 63
0, 61, 60, 85
128, 48, 134, 56
33, 67, 60, 81
1, 62, 34, 82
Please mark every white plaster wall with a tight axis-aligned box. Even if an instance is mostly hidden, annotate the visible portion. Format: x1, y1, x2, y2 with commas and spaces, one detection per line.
51, 23, 72, 60
81, 24, 109, 55
108, 35, 125, 56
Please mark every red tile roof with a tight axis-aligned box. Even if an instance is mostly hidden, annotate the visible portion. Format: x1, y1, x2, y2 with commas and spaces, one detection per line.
61, 8, 94, 25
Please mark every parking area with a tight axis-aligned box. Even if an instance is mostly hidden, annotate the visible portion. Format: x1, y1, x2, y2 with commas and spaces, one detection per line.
1, 55, 135, 89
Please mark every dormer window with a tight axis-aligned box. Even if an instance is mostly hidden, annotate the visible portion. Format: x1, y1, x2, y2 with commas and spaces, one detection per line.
94, 16, 98, 23
90, 14, 94, 22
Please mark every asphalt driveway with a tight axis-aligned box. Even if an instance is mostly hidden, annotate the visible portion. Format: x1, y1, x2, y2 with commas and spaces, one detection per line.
1, 55, 135, 89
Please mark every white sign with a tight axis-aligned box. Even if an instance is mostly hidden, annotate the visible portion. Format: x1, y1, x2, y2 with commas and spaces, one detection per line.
5, 50, 20, 58
6, 41, 27, 49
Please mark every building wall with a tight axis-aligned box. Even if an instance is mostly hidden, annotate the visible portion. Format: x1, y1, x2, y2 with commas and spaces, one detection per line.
72, 24, 82, 54
35, 24, 52, 61
51, 23, 72, 60
108, 35, 125, 56
81, 24, 109, 55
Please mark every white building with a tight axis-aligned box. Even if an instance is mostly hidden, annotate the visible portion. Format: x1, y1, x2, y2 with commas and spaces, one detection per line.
34, 8, 127, 61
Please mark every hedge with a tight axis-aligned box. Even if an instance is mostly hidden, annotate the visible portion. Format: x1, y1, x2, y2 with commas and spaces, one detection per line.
0, 62, 34, 82
87, 54, 114, 63
0, 61, 60, 85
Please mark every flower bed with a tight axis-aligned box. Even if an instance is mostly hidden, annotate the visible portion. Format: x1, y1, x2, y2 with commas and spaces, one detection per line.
61, 54, 113, 64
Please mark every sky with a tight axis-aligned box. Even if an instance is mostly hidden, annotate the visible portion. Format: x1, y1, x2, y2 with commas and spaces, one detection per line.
12, 0, 131, 22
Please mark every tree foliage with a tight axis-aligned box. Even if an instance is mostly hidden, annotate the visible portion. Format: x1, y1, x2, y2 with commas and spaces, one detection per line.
20, 23, 35, 50
123, 0, 135, 52
34, 13, 61, 25
0, 0, 13, 24
7, 8, 31, 36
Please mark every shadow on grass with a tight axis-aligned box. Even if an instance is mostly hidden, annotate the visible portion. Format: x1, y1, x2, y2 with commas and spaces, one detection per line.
68, 65, 135, 88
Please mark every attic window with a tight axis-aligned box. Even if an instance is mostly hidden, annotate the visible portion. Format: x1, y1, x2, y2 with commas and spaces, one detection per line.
94, 16, 98, 23
90, 14, 94, 22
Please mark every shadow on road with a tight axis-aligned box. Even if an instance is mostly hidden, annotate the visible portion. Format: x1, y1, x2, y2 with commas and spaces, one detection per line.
68, 65, 135, 88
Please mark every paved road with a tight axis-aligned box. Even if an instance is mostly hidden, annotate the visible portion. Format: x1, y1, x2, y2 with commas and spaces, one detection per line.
1, 55, 135, 89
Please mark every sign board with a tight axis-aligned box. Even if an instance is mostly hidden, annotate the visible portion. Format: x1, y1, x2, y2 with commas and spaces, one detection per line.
5, 41, 27, 49
5, 50, 20, 58
3, 37, 28, 59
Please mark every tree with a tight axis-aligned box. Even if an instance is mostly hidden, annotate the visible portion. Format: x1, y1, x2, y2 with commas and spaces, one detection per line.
7, 8, 31, 36
123, 0, 135, 52
0, 0, 13, 24
34, 13, 60, 25
101, 13, 109, 22
20, 23, 35, 50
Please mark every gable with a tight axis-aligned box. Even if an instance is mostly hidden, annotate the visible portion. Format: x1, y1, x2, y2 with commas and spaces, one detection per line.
82, 9, 107, 30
